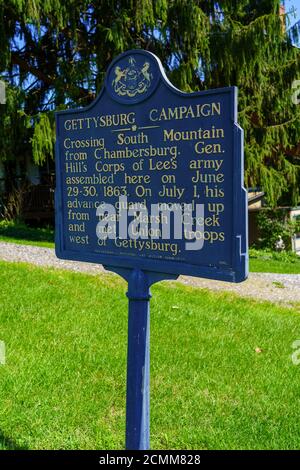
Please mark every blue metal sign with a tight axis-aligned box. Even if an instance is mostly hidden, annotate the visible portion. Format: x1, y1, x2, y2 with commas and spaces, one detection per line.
55, 49, 248, 283
55, 49, 248, 450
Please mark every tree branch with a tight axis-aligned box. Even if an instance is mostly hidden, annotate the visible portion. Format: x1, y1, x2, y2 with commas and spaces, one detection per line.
11, 51, 95, 101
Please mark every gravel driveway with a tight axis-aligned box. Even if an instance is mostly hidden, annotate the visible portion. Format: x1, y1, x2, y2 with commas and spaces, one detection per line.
0, 241, 299, 307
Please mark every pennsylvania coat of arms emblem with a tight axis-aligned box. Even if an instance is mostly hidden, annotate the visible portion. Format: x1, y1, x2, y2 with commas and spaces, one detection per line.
112, 56, 153, 98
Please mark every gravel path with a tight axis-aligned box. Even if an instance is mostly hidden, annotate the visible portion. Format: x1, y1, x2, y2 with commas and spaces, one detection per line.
0, 241, 299, 307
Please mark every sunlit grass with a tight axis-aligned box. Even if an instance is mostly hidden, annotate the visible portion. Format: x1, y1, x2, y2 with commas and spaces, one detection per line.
0, 261, 300, 449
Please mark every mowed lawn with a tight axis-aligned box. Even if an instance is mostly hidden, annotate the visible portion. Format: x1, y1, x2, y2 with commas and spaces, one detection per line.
250, 257, 300, 274
0, 261, 300, 450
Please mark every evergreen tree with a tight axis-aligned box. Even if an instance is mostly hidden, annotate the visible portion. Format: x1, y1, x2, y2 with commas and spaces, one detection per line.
0, 0, 299, 206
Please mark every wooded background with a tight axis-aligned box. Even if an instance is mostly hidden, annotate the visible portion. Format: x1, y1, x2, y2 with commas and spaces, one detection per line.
0, 0, 299, 207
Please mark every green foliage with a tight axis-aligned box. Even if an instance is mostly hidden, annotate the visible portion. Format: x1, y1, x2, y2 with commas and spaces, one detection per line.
249, 248, 300, 273
0, 1, 299, 205
250, 247, 296, 263
0, 85, 31, 161
0, 219, 54, 246
30, 113, 55, 164
249, 247, 300, 263
255, 208, 299, 250
0, 183, 28, 222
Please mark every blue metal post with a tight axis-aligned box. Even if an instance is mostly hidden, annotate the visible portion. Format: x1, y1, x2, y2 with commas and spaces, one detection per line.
126, 269, 151, 450
104, 266, 178, 450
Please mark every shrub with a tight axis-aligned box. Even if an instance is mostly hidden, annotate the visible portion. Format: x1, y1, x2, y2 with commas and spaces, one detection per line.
0, 184, 28, 222
249, 248, 299, 263
255, 209, 298, 251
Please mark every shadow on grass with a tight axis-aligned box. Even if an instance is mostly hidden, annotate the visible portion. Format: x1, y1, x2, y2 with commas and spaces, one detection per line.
0, 222, 54, 244
0, 430, 28, 450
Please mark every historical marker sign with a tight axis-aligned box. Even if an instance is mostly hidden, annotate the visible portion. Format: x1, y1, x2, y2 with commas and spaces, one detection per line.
55, 49, 248, 282
55, 49, 248, 450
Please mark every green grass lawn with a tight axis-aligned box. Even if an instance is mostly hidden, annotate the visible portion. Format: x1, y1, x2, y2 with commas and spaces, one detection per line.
249, 249, 300, 274
0, 261, 300, 450
0, 221, 54, 248
249, 258, 300, 274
